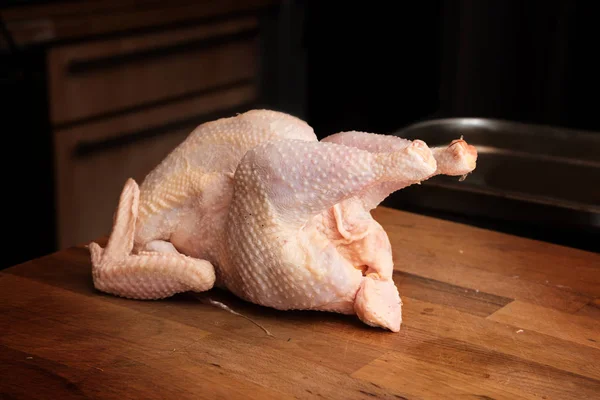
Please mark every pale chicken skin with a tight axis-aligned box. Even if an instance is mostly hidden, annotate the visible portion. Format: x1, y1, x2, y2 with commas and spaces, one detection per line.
89, 109, 477, 332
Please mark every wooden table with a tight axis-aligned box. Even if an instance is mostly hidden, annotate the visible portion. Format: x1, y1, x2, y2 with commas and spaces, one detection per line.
1, 207, 599, 399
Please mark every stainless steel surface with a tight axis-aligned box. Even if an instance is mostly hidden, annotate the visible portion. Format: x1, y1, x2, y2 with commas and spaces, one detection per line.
388, 118, 600, 246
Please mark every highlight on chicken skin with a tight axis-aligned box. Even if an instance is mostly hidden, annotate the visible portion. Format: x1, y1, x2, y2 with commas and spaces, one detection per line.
89, 109, 477, 332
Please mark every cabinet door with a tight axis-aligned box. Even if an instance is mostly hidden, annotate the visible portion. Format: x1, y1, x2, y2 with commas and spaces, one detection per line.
48, 16, 258, 125
54, 83, 256, 249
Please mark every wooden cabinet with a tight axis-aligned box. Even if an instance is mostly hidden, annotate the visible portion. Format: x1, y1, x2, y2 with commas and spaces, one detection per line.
48, 16, 259, 125
41, 7, 269, 249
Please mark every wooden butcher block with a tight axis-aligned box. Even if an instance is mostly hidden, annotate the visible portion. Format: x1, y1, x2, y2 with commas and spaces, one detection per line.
1, 206, 599, 399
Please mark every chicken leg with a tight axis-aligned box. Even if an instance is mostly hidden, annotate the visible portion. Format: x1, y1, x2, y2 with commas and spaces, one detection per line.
322, 130, 478, 209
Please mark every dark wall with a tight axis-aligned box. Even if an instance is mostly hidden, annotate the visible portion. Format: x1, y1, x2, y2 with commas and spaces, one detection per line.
302, 0, 600, 136
438, 0, 600, 132
0, 38, 55, 268
304, 1, 444, 137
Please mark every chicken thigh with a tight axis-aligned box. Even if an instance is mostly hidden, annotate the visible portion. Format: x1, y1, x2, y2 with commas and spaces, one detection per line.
89, 109, 477, 332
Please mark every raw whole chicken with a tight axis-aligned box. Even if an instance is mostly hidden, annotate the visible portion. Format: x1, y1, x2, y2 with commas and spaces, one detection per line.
89, 109, 477, 332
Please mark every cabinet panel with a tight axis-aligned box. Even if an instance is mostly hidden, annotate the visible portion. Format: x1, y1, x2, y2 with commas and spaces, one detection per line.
48, 16, 258, 124
54, 83, 256, 249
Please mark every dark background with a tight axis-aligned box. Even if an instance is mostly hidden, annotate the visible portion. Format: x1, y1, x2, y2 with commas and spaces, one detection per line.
1, 0, 598, 269
304, 1, 600, 135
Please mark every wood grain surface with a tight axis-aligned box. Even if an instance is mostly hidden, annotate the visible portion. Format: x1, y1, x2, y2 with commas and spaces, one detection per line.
0, 0, 277, 47
1, 206, 599, 399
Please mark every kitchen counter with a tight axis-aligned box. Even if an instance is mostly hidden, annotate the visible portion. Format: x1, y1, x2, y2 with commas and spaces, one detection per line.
1, 206, 599, 399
